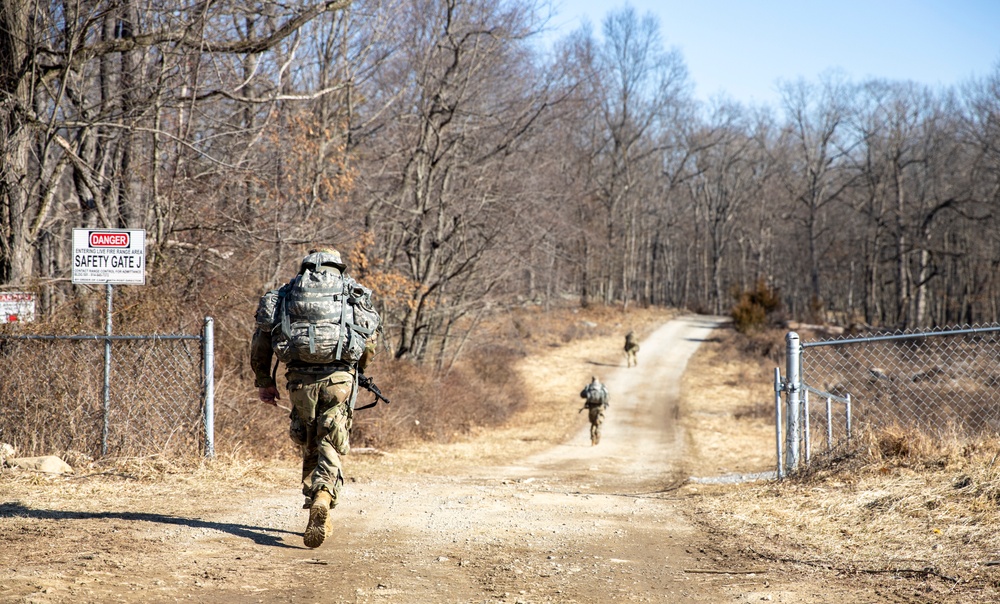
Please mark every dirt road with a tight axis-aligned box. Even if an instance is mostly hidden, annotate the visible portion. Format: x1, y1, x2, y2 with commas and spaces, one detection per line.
2, 315, 786, 603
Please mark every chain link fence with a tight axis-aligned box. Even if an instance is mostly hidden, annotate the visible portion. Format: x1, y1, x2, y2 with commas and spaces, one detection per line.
776, 324, 1000, 475
0, 319, 214, 459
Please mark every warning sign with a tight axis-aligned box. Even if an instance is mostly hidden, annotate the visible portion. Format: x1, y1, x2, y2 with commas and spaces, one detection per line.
0, 292, 35, 323
72, 229, 146, 285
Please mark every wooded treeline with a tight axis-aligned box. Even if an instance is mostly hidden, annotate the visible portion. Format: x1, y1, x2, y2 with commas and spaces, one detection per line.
3, 0, 1000, 367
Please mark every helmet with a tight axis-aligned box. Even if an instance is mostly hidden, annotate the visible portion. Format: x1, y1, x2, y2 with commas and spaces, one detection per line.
299, 248, 346, 274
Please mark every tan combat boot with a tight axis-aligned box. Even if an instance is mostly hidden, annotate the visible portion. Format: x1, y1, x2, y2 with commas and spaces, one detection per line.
303, 490, 334, 548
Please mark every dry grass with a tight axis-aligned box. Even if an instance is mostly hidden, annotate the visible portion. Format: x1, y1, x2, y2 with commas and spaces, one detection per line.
683, 324, 1000, 599
679, 326, 778, 476
0, 450, 294, 485
3, 441, 333, 535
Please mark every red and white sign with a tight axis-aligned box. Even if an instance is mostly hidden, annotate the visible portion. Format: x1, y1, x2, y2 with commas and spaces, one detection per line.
72, 229, 146, 285
0, 291, 35, 323
89, 232, 130, 247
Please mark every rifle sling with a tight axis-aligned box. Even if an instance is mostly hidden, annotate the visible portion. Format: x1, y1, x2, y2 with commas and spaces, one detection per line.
354, 399, 380, 411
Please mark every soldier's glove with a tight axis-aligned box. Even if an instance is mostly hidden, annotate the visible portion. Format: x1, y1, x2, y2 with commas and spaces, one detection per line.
258, 385, 280, 405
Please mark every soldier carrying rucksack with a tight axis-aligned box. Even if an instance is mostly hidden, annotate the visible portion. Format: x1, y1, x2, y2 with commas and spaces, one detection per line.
624, 331, 639, 367
579, 376, 609, 446
250, 247, 383, 549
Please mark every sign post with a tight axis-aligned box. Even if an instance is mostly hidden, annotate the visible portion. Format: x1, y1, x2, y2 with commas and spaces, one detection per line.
72, 229, 146, 455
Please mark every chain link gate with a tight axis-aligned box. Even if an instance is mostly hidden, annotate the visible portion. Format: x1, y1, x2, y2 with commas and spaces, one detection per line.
774, 324, 1000, 477
0, 318, 215, 459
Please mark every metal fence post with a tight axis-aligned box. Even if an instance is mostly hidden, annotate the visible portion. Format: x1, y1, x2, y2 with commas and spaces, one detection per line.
102, 284, 113, 456
785, 331, 801, 474
774, 367, 784, 479
846, 394, 852, 441
803, 389, 811, 464
825, 396, 833, 451
203, 317, 215, 458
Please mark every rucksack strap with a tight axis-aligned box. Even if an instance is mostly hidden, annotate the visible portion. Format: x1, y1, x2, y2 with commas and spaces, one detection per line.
279, 285, 291, 340
350, 323, 375, 336
335, 280, 349, 360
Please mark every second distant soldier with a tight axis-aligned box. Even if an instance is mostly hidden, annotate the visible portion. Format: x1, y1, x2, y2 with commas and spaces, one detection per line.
624, 331, 639, 367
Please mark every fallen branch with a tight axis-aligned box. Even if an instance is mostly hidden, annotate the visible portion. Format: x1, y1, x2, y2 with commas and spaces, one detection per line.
67, 471, 139, 481
684, 568, 767, 575
743, 547, 833, 569
746, 549, 959, 584
853, 566, 958, 583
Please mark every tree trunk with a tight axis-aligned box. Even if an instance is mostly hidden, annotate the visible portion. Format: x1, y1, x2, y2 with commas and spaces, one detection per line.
0, 0, 32, 284
894, 165, 909, 328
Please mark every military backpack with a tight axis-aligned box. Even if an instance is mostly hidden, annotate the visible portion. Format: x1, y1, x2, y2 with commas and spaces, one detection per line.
582, 382, 609, 408
255, 265, 380, 365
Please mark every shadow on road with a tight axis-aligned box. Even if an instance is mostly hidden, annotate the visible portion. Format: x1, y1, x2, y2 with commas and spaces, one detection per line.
586, 360, 621, 367
0, 502, 301, 548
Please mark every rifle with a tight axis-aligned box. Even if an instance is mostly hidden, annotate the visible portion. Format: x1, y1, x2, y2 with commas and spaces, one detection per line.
355, 373, 390, 410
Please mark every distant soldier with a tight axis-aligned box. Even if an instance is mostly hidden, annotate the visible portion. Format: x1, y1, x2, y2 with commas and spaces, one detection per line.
579, 376, 609, 446
624, 331, 639, 367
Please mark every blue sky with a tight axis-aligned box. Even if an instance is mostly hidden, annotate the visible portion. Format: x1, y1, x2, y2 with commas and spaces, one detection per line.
543, 0, 1000, 107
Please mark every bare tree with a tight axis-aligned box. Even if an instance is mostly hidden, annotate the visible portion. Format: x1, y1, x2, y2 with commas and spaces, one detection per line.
684, 101, 772, 314
569, 6, 689, 306
775, 75, 856, 316
0, 0, 352, 291
356, 0, 553, 362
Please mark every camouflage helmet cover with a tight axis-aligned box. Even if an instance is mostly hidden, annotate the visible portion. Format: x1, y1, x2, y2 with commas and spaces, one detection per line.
299, 247, 346, 273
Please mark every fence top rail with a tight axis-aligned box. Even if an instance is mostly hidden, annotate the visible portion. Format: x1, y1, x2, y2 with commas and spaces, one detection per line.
801, 324, 1000, 349
0, 334, 201, 341
802, 383, 851, 404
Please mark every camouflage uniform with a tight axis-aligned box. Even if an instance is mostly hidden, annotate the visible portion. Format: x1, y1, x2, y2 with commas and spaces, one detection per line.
250, 248, 379, 547
580, 376, 609, 446
283, 366, 357, 504
624, 331, 639, 368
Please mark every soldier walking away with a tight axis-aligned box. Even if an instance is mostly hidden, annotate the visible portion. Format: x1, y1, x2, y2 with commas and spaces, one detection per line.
250, 248, 382, 548
579, 376, 609, 446
624, 331, 639, 367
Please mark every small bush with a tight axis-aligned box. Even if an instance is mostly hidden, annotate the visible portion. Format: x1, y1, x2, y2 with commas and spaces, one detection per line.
347, 342, 528, 449
731, 278, 783, 334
